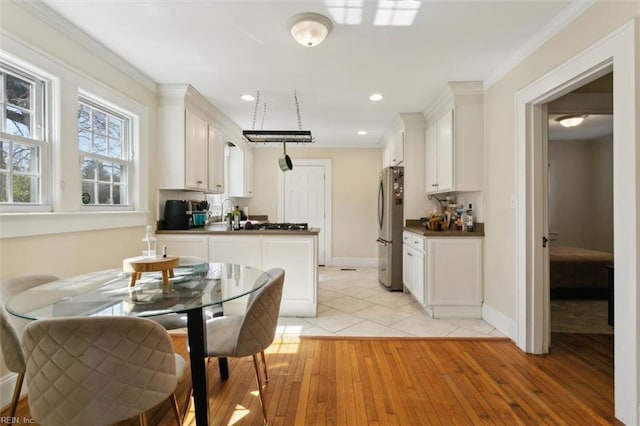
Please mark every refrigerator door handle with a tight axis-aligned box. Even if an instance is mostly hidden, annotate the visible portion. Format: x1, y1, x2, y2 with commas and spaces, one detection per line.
376, 238, 387, 246
378, 180, 384, 229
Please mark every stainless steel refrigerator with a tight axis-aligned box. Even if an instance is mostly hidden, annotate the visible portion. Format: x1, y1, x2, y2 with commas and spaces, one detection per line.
377, 166, 404, 291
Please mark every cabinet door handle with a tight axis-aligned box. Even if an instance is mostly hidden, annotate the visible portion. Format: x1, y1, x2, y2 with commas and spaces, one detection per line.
407, 252, 413, 257
197, 180, 203, 184
431, 184, 438, 187
216, 184, 222, 187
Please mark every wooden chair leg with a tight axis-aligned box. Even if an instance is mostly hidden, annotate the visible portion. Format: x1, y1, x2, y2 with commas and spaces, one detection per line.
169, 392, 182, 424
9, 371, 25, 418
138, 412, 148, 426
252, 353, 268, 425
260, 350, 269, 383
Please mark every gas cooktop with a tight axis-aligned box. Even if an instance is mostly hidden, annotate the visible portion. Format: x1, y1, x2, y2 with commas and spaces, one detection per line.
245, 222, 309, 231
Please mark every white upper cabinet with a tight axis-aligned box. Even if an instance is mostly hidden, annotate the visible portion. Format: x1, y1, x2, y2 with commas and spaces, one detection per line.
424, 82, 483, 195
425, 110, 454, 193
227, 144, 254, 198
208, 127, 225, 193
382, 127, 404, 167
184, 108, 209, 190
157, 84, 230, 193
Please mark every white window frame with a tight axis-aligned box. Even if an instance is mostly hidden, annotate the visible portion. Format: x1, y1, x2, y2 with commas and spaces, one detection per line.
78, 94, 134, 211
0, 59, 52, 213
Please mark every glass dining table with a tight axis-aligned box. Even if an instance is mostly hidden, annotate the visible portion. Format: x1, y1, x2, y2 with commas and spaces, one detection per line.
5, 261, 270, 426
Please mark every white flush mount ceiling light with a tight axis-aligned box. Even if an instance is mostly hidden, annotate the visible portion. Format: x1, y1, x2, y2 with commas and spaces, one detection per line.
369, 93, 383, 101
241, 94, 255, 101
358, 130, 367, 135
556, 115, 587, 128
290, 12, 333, 47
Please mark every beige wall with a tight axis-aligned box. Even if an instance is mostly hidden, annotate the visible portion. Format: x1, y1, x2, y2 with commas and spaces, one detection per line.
249, 147, 381, 260
483, 1, 640, 320
549, 138, 613, 252
0, 228, 143, 278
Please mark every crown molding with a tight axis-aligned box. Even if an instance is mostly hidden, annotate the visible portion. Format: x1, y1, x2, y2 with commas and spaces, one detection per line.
14, 0, 157, 91
484, 0, 597, 89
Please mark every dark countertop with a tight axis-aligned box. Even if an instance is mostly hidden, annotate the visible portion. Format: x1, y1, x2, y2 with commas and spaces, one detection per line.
157, 224, 320, 236
404, 221, 485, 237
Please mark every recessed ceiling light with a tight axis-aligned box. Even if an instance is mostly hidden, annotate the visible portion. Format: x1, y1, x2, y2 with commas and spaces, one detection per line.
369, 93, 383, 101
357, 130, 367, 135
241, 94, 255, 101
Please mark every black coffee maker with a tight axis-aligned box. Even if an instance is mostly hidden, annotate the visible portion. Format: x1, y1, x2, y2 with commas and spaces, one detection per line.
164, 200, 190, 230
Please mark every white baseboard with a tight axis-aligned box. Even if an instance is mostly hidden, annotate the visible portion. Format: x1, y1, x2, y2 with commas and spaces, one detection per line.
331, 257, 377, 268
0, 372, 26, 410
482, 303, 516, 340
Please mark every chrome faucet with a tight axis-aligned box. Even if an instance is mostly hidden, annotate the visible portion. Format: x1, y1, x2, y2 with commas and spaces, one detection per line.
220, 198, 235, 220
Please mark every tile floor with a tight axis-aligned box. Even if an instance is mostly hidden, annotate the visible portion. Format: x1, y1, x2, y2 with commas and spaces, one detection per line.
275, 266, 506, 339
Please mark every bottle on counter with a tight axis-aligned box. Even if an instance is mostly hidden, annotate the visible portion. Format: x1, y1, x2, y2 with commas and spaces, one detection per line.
142, 225, 157, 257
464, 203, 475, 232
233, 206, 241, 230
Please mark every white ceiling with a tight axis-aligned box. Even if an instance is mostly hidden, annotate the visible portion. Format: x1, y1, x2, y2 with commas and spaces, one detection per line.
40, 0, 585, 147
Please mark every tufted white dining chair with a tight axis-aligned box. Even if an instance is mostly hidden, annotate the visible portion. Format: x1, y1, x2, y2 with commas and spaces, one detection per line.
22, 316, 185, 426
0, 274, 60, 418
205, 268, 285, 425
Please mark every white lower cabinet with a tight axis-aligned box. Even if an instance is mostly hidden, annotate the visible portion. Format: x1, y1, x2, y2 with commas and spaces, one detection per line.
403, 231, 483, 318
209, 235, 262, 268
156, 235, 209, 259
262, 236, 317, 317
426, 237, 482, 318
402, 232, 426, 307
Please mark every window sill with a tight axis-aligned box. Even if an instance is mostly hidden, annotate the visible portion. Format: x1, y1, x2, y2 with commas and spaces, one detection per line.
0, 211, 149, 239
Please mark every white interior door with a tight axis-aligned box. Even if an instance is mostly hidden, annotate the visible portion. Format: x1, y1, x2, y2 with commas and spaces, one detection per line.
278, 161, 331, 266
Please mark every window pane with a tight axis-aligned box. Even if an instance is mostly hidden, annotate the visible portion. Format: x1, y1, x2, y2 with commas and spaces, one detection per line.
98, 162, 112, 182
78, 104, 91, 129
0, 172, 7, 202
12, 143, 37, 173
98, 183, 111, 204
13, 174, 37, 203
113, 184, 121, 204
5, 106, 31, 138
81, 159, 96, 179
82, 181, 95, 204
113, 164, 122, 183
6, 73, 31, 109
78, 130, 91, 152
93, 110, 106, 134
94, 134, 106, 155
108, 138, 122, 158
0, 141, 8, 171
108, 117, 122, 139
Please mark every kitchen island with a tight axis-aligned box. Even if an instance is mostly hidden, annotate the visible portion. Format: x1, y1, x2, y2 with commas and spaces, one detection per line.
156, 224, 319, 317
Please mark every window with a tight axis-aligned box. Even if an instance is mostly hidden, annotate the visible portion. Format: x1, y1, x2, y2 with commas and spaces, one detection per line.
0, 61, 47, 206
78, 97, 132, 208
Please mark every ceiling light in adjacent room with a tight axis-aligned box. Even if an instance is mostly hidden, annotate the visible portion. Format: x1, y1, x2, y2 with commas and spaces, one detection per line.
290, 12, 333, 47
241, 94, 255, 101
369, 93, 383, 101
556, 115, 587, 128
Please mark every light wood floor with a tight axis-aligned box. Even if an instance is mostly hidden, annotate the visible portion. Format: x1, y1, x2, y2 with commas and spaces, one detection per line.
4, 333, 618, 425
